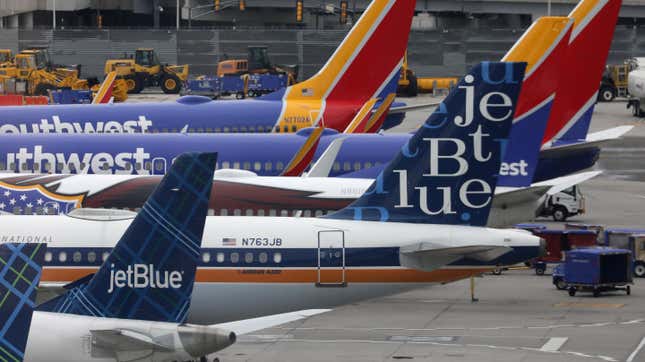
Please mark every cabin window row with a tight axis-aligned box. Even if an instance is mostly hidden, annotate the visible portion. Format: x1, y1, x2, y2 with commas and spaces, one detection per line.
44, 250, 110, 264
201, 251, 282, 264
152, 126, 272, 133
3, 207, 332, 216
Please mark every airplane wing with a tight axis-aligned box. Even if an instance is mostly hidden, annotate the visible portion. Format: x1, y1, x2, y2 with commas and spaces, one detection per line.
388, 101, 441, 114
531, 170, 602, 195
399, 242, 513, 272
90, 329, 174, 352
211, 309, 331, 336
541, 125, 633, 154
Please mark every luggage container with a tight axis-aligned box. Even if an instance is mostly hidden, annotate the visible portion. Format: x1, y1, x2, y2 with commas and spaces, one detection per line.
628, 234, 645, 277
532, 229, 598, 275
564, 248, 633, 297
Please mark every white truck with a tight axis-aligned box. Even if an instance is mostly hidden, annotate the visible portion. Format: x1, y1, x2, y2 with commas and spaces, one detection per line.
538, 185, 586, 222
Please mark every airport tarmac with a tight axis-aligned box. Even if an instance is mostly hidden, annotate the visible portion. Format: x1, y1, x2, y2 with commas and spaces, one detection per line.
130, 92, 645, 361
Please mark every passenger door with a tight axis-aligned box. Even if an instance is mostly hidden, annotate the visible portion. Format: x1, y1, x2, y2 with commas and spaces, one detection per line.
317, 230, 346, 287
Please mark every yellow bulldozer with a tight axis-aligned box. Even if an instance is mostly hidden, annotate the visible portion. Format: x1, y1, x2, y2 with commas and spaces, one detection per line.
104, 48, 189, 94
0, 48, 98, 96
0, 49, 13, 67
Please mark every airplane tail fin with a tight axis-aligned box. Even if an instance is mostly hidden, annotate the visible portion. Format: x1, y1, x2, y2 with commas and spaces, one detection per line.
542, 0, 622, 145
92, 71, 117, 104
498, 17, 573, 187
281, 126, 324, 176
38, 152, 218, 323
324, 62, 526, 226
282, 0, 415, 127
0, 243, 46, 362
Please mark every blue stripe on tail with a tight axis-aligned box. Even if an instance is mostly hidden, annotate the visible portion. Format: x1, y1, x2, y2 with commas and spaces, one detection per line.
38, 152, 218, 323
324, 62, 526, 226
0, 243, 46, 362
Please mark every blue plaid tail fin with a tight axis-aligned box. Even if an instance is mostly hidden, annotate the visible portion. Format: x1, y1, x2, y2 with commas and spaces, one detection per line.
38, 152, 218, 323
0, 243, 46, 362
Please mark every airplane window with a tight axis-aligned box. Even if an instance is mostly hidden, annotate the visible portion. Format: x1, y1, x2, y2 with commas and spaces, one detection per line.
274, 126, 280, 133
188, 128, 195, 132
269, 209, 277, 216
135, 163, 142, 171
163, 128, 169, 133
144, 162, 151, 171
59, 252, 67, 263
264, 162, 272, 171
243, 162, 251, 170
125, 163, 132, 171
87, 252, 96, 263
232, 127, 239, 133
73, 252, 82, 263
44, 162, 51, 172
230, 252, 239, 263
244, 252, 253, 263
257, 209, 265, 216
33, 163, 39, 171
222, 161, 230, 169
292, 125, 298, 132
44, 252, 53, 263
257, 126, 263, 132
233, 162, 240, 169
206, 128, 213, 132
220, 209, 228, 216
240, 126, 247, 132
273, 252, 282, 263
101, 163, 110, 171
102, 252, 110, 262
276, 162, 284, 171
254, 162, 262, 171
249, 126, 255, 132
343, 162, 351, 171
216, 252, 225, 263
259, 252, 268, 263
202, 252, 211, 263
80, 163, 86, 170
315, 210, 323, 217
155, 162, 164, 171
234, 209, 241, 216
333, 162, 340, 172
224, 127, 230, 133
215, 128, 221, 132
197, 128, 204, 133
303, 210, 311, 217
280, 210, 289, 216
364, 162, 372, 169
208, 209, 215, 216
0, 161, 4, 169
245, 209, 253, 216
57, 162, 63, 171
22, 163, 29, 171
283, 126, 289, 133
24, 207, 32, 215
354, 162, 361, 171
320, 251, 326, 259
12, 207, 20, 215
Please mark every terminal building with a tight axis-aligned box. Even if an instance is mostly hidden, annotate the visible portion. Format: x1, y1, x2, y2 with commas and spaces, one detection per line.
1, 0, 645, 78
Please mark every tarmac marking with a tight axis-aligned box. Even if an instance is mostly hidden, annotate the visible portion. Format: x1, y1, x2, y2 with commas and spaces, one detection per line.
626, 336, 645, 362
554, 302, 625, 308
540, 337, 568, 352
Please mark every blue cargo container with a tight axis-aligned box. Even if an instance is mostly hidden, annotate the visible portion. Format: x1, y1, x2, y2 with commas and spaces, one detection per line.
564, 248, 633, 297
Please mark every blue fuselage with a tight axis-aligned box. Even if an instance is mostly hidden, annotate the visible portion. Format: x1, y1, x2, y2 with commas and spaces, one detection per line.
0, 130, 598, 184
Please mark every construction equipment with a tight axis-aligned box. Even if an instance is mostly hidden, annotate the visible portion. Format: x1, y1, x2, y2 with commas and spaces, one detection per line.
217, 46, 298, 82
104, 48, 189, 94
0, 49, 12, 66
0, 48, 94, 96
397, 52, 458, 97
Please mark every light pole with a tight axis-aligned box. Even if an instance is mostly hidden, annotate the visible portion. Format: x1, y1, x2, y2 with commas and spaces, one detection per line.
177, 0, 180, 29
53, 0, 56, 29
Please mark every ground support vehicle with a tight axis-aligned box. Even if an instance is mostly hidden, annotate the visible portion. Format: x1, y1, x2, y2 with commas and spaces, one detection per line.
563, 248, 633, 297
183, 73, 291, 99
397, 52, 458, 97
531, 229, 598, 275
537, 185, 586, 221
599, 63, 633, 102
603, 228, 645, 277
104, 48, 188, 94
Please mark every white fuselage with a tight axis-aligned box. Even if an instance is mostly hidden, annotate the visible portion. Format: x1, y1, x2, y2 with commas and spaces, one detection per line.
0, 215, 540, 324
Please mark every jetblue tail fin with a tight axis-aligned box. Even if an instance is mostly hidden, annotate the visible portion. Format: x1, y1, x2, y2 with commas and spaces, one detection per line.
498, 17, 573, 187
280, 0, 415, 131
542, 0, 622, 145
325, 62, 526, 226
0, 243, 46, 362
38, 152, 218, 323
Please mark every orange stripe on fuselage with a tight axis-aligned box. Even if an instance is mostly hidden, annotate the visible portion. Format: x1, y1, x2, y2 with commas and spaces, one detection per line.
41, 267, 493, 284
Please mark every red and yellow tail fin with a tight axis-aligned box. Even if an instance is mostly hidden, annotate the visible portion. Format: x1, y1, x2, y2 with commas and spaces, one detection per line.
277, 0, 415, 132
281, 126, 325, 176
92, 71, 117, 104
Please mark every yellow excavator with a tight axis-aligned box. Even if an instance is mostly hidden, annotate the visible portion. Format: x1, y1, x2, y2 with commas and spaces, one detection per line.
104, 48, 189, 94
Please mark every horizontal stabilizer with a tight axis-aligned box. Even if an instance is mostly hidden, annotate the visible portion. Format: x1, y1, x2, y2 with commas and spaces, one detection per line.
212, 309, 331, 336
532, 170, 602, 195
387, 101, 441, 114
400, 242, 512, 271
541, 125, 633, 155
91, 329, 174, 352
306, 137, 347, 177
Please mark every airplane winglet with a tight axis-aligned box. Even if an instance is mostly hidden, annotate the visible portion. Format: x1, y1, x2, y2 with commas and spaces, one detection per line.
343, 98, 378, 133
92, 71, 117, 105
281, 126, 324, 176
306, 137, 347, 177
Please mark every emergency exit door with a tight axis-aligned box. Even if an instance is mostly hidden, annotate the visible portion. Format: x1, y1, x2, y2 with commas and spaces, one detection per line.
317, 230, 346, 287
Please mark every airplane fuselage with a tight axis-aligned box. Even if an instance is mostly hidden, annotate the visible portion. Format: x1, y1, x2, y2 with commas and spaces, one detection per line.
0, 215, 541, 324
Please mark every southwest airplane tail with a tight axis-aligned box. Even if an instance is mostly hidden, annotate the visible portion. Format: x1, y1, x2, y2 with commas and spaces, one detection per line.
543, 0, 622, 145
278, 0, 415, 132
38, 152, 218, 323
0, 243, 46, 362
326, 61, 527, 225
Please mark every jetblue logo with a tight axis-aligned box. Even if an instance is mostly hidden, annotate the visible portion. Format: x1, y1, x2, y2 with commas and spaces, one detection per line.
0, 116, 153, 134
499, 160, 529, 176
107, 264, 183, 294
